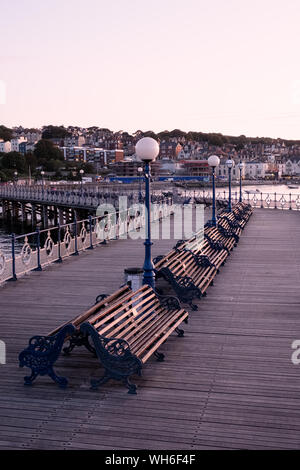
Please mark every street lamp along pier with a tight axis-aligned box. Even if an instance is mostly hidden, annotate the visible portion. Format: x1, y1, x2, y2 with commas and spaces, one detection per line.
207, 154, 220, 227
135, 137, 160, 289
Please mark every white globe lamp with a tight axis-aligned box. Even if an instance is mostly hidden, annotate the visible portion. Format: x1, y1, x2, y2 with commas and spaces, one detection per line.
135, 137, 159, 162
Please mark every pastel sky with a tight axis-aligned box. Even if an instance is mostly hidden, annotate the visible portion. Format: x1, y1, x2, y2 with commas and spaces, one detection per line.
1, 0, 300, 139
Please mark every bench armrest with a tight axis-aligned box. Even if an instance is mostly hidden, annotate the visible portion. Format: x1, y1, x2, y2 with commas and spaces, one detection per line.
154, 289, 181, 311
95, 293, 108, 305
80, 322, 132, 358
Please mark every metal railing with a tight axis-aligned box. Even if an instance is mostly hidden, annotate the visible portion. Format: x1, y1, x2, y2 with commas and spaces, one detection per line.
179, 189, 300, 211
0, 202, 174, 285
0, 185, 173, 209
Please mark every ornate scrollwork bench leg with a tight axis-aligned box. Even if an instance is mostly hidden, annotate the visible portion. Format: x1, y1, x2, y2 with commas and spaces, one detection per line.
80, 323, 143, 395
19, 324, 76, 388
158, 267, 202, 311
63, 331, 96, 357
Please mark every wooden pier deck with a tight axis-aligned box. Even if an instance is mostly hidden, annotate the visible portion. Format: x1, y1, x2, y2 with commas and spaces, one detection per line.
1, 209, 300, 449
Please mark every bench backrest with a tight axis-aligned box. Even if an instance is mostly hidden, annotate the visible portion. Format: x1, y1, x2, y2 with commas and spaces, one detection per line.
49, 284, 132, 336
88, 285, 168, 341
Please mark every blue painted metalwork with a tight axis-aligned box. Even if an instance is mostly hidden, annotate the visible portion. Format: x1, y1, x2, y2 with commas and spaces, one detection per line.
63, 330, 96, 357
10, 233, 17, 281
211, 166, 217, 226
73, 213, 79, 256
153, 255, 165, 265
228, 165, 232, 212
35, 228, 42, 271
220, 214, 242, 232
173, 240, 187, 251
204, 233, 229, 254
142, 162, 155, 289
184, 249, 218, 273
217, 224, 239, 245
80, 322, 143, 395
56, 223, 62, 263
95, 293, 108, 304
19, 324, 76, 388
88, 215, 94, 250
157, 266, 201, 311
239, 165, 243, 203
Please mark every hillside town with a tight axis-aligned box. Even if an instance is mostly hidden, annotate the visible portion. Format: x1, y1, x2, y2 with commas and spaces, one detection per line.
1, 125, 300, 183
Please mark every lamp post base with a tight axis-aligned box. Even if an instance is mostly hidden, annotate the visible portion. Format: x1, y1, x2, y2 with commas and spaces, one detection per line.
143, 240, 155, 289
142, 271, 155, 289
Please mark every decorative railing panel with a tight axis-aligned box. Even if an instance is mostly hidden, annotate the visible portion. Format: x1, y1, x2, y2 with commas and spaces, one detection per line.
179, 189, 300, 211
0, 185, 172, 209
0, 204, 173, 285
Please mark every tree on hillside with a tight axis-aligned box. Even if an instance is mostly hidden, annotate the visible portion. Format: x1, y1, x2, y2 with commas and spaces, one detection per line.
142, 130, 158, 139
0, 151, 26, 173
206, 134, 224, 147
34, 139, 64, 164
42, 125, 70, 139
0, 170, 9, 182
25, 152, 38, 173
0, 125, 13, 142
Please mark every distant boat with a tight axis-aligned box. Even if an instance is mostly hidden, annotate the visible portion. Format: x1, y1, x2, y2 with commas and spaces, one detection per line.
244, 189, 261, 194
288, 185, 299, 189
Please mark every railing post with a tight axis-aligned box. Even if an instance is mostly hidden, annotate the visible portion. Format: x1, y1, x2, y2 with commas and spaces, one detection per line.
260, 193, 263, 208
56, 223, 62, 263
35, 228, 42, 271
73, 213, 79, 255
88, 215, 94, 250
274, 192, 277, 209
10, 233, 17, 281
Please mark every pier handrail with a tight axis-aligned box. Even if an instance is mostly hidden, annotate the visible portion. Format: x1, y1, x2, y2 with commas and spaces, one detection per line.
0, 184, 172, 209
0, 202, 174, 285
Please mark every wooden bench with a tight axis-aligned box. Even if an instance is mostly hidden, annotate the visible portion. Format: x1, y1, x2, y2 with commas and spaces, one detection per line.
218, 216, 242, 241
19, 284, 132, 388
217, 202, 253, 239
154, 230, 230, 309
80, 284, 188, 394
205, 224, 237, 250
232, 202, 253, 221
19, 284, 188, 394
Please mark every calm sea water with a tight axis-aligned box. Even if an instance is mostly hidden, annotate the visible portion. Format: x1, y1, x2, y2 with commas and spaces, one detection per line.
0, 220, 34, 257
182, 183, 300, 198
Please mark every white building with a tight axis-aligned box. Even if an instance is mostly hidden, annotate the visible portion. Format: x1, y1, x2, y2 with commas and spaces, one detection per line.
0, 140, 11, 153
285, 159, 300, 176
244, 161, 269, 179
11, 137, 27, 152
63, 136, 85, 147
218, 162, 245, 181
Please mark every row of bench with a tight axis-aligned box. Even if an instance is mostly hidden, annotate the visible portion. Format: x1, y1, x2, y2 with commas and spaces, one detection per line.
19, 202, 253, 394
153, 202, 253, 309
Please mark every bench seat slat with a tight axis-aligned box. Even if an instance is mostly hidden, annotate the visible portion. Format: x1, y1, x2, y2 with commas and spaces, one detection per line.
93, 291, 157, 332
138, 312, 189, 363
115, 307, 184, 350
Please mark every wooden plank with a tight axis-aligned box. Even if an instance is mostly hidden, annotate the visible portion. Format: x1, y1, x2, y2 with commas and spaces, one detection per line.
1, 208, 300, 450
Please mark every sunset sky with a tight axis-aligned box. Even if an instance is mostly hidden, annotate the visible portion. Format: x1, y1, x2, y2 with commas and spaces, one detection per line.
1, 0, 300, 139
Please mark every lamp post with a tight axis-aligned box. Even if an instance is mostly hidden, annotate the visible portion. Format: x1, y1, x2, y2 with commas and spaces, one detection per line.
14, 171, 18, 188
79, 169, 84, 194
208, 155, 220, 226
138, 166, 143, 203
226, 159, 234, 212
238, 161, 244, 203
41, 170, 45, 195
135, 137, 160, 289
